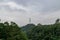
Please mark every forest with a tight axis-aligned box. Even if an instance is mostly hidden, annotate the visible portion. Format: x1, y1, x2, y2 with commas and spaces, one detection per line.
0, 19, 60, 40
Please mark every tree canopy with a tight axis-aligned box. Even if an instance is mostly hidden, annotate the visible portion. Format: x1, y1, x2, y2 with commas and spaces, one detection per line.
22, 19, 60, 40
0, 21, 28, 40
0, 19, 60, 40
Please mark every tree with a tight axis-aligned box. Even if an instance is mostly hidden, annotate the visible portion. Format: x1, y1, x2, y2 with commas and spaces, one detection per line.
23, 23, 60, 40
55, 19, 60, 24
0, 21, 28, 40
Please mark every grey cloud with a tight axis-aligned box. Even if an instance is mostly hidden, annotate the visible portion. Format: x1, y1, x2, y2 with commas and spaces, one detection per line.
13, 0, 60, 13
1, 0, 60, 13
0, 0, 60, 26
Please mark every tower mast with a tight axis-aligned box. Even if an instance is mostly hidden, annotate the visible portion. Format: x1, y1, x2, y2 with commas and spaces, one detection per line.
29, 18, 31, 24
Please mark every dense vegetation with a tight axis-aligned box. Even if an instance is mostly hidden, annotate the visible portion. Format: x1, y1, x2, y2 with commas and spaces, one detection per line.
0, 19, 60, 40
24, 24, 60, 40
22, 19, 60, 40
0, 21, 28, 40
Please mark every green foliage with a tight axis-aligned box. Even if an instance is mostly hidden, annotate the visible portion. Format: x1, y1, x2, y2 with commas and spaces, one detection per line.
0, 19, 60, 40
22, 23, 60, 40
0, 21, 28, 40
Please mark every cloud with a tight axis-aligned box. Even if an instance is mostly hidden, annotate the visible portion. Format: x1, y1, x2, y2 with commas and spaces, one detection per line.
0, 1, 29, 11
0, 0, 60, 26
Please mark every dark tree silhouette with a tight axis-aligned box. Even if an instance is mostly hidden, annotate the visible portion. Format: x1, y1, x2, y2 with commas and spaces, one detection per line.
55, 19, 60, 24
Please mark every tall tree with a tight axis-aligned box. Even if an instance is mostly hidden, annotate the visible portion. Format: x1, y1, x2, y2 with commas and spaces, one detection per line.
0, 21, 28, 40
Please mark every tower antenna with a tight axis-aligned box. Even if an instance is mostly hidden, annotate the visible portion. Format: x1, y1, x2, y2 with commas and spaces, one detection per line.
0, 19, 1, 22
29, 18, 31, 24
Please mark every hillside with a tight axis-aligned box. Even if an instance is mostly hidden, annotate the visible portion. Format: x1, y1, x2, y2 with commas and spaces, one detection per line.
21, 19, 60, 40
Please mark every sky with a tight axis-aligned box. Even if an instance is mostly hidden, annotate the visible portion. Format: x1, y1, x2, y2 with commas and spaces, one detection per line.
0, 0, 60, 26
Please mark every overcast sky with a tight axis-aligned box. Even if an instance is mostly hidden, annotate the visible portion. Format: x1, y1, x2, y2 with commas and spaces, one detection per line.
0, 0, 60, 26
